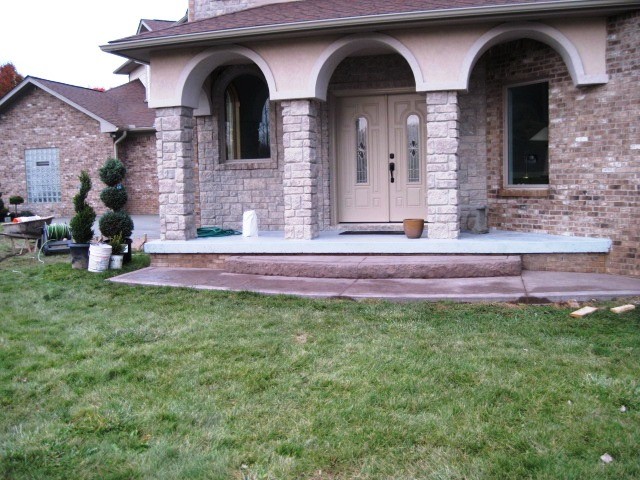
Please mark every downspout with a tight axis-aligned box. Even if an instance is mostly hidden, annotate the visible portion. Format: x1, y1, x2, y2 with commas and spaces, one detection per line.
113, 130, 127, 158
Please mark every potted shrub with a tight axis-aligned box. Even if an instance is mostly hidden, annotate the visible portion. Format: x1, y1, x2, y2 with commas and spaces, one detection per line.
69, 171, 96, 269
108, 233, 125, 270
98, 158, 134, 263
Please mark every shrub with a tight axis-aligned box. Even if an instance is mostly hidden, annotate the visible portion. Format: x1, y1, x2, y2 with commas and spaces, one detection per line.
10, 210, 36, 220
99, 158, 126, 187
69, 171, 96, 244
98, 157, 134, 242
100, 185, 128, 211
108, 232, 124, 255
0, 192, 7, 219
9, 195, 24, 214
99, 211, 133, 240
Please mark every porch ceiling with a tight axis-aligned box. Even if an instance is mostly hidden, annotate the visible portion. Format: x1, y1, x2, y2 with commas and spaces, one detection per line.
144, 230, 611, 255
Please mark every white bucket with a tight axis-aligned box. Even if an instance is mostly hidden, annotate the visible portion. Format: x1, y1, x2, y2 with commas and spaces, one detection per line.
109, 254, 124, 270
88, 244, 112, 272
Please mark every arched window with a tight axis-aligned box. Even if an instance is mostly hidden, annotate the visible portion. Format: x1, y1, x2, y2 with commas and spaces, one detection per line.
223, 74, 271, 160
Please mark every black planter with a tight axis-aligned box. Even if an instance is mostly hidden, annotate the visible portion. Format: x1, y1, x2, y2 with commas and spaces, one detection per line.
42, 226, 71, 255
69, 243, 90, 269
124, 237, 133, 263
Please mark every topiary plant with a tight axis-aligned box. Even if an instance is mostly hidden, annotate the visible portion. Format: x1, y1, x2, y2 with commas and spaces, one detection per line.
98, 157, 134, 243
69, 171, 96, 244
9, 195, 24, 214
100, 185, 128, 211
99, 158, 126, 187
99, 211, 134, 240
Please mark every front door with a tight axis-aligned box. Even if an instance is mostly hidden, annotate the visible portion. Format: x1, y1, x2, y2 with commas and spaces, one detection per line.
336, 94, 427, 222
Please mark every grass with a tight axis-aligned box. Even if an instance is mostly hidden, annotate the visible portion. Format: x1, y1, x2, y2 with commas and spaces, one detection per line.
1, 232, 639, 479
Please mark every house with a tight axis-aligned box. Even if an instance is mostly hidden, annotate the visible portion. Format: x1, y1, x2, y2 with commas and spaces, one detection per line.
101, 0, 640, 277
0, 19, 181, 219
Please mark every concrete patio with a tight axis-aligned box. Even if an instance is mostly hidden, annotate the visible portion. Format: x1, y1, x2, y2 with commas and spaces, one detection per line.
144, 229, 611, 255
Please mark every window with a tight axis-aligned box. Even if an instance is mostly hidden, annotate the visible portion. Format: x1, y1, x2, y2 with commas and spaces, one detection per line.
355, 117, 368, 184
25, 148, 61, 203
406, 114, 421, 183
224, 74, 270, 160
507, 82, 549, 186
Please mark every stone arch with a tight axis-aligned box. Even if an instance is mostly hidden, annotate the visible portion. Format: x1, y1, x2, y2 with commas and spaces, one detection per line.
309, 33, 427, 101
460, 22, 608, 89
177, 45, 277, 108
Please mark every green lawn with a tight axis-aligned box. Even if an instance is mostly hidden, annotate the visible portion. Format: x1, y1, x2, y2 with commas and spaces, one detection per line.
1, 236, 639, 479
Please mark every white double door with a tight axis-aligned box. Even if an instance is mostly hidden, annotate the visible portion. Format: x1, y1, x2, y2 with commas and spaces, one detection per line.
337, 94, 427, 223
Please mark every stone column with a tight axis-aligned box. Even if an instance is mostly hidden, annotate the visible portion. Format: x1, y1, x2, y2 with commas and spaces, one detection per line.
426, 92, 461, 239
281, 100, 320, 239
155, 107, 197, 241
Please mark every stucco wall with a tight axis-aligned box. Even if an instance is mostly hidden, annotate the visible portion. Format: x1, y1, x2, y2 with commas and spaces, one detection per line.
483, 11, 640, 277
0, 86, 112, 218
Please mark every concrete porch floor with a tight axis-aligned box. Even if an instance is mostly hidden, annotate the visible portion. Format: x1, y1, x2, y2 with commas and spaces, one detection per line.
110, 268, 640, 303
144, 229, 612, 255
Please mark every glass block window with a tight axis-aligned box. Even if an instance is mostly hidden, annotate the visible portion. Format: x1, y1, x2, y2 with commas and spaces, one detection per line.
25, 148, 61, 203
355, 117, 368, 184
407, 114, 421, 183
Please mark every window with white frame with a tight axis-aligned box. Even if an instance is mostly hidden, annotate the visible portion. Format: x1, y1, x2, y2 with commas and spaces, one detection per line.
25, 148, 62, 203
506, 82, 549, 186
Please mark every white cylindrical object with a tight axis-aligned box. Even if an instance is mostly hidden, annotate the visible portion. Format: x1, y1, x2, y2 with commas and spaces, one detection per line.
88, 244, 112, 272
109, 254, 124, 270
242, 210, 259, 237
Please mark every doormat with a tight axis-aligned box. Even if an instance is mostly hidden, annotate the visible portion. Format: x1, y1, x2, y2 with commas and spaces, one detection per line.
339, 231, 404, 235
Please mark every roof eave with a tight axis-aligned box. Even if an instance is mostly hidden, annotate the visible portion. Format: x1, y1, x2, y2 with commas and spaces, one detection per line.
101, 0, 640, 61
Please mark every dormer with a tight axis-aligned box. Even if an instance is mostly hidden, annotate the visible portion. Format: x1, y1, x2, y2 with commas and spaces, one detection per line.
188, 0, 301, 21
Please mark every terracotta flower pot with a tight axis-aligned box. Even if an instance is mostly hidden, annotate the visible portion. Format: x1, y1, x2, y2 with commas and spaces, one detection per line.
403, 219, 425, 239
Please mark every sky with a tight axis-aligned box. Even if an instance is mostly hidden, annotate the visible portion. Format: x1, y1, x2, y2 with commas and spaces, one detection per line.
0, 0, 187, 90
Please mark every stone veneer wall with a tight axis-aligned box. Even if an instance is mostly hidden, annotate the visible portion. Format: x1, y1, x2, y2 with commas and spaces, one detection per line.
188, 0, 299, 20
458, 65, 488, 230
119, 132, 159, 215
0, 86, 112, 217
482, 11, 640, 277
194, 99, 284, 231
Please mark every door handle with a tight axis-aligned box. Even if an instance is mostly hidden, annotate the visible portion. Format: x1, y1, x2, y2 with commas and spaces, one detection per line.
389, 161, 395, 183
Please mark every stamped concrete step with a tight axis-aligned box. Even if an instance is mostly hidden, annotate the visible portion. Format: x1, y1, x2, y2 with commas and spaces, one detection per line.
224, 255, 522, 279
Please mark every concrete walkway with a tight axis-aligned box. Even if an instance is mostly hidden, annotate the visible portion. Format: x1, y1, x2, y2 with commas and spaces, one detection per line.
109, 267, 640, 303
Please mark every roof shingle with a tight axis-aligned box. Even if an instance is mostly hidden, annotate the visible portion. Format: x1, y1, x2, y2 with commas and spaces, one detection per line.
25, 78, 154, 130
110, 0, 571, 44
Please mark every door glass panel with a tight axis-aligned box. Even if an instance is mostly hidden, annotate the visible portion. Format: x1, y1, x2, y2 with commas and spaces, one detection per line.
356, 117, 368, 184
407, 114, 420, 183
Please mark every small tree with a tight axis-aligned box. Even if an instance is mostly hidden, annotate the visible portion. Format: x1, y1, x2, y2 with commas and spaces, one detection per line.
99, 158, 134, 239
69, 171, 96, 244
9, 195, 24, 214
0, 63, 23, 99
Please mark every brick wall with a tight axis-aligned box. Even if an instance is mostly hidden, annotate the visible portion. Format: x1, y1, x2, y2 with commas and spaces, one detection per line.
0, 86, 112, 217
482, 11, 640, 277
119, 132, 159, 215
189, 0, 298, 21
